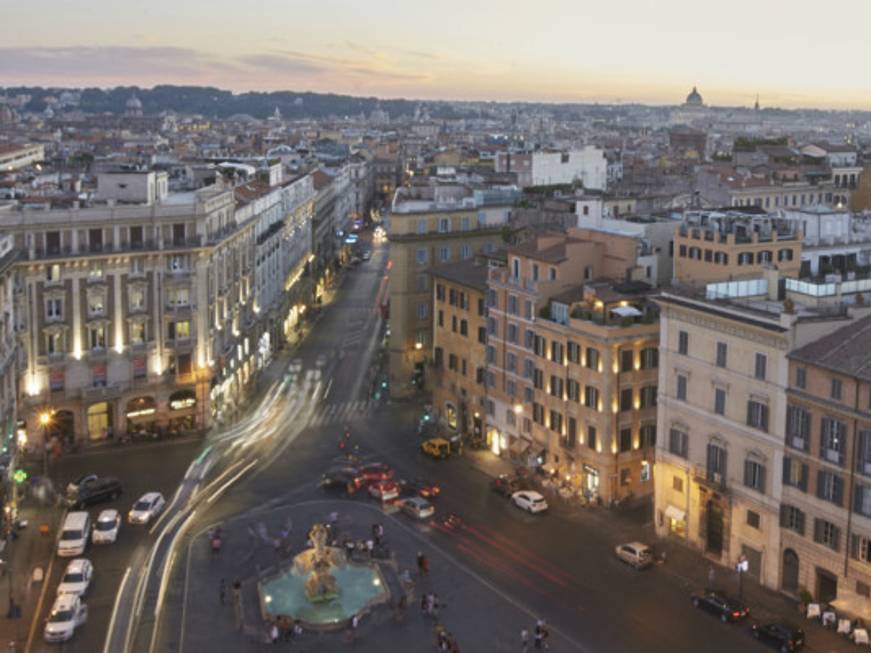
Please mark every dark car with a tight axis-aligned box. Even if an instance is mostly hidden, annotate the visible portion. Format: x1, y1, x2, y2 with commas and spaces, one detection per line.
399, 479, 441, 499
690, 591, 749, 623
751, 622, 804, 652
320, 468, 359, 492
358, 463, 393, 483
67, 477, 123, 509
490, 474, 529, 497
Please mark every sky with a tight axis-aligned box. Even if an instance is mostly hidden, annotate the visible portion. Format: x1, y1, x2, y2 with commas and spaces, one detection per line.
1, 0, 870, 110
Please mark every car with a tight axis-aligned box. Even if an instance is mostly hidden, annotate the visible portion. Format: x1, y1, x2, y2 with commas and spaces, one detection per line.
399, 479, 441, 499
400, 497, 435, 520
511, 491, 549, 513
92, 509, 121, 544
362, 250, 372, 261
420, 438, 451, 459
57, 512, 91, 558
66, 474, 98, 497
57, 559, 93, 597
751, 621, 805, 651
66, 477, 123, 509
358, 463, 394, 483
320, 468, 359, 492
43, 593, 87, 643
128, 492, 166, 524
368, 480, 400, 502
690, 591, 749, 623
614, 542, 654, 569
491, 474, 527, 497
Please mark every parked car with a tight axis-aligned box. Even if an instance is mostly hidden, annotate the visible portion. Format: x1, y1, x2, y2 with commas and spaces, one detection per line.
362, 250, 372, 261
320, 468, 359, 492
420, 438, 451, 459
399, 479, 441, 499
57, 559, 93, 597
614, 542, 654, 569
690, 591, 750, 623
491, 474, 527, 497
368, 480, 400, 502
66, 477, 123, 509
358, 463, 394, 483
751, 622, 805, 652
400, 497, 435, 520
127, 492, 166, 524
511, 491, 549, 514
57, 512, 91, 558
65, 474, 98, 497
43, 594, 87, 643
92, 509, 121, 544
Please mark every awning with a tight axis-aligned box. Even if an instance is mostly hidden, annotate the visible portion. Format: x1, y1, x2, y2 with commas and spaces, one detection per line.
664, 505, 686, 522
509, 438, 532, 456
832, 589, 871, 622
610, 305, 643, 317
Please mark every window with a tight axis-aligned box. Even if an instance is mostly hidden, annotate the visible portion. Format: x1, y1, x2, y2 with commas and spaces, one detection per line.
786, 405, 810, 451
549, 376, 563, 398
816, 470, 844, 506
506, 409, 516, 427
487, 317, 497, 336
780, 505, 805, 535
852, 534, 871, 564
508, 295, 518, 315
795, 367, 807, 389
46, 263, 61, 282
506, 352, 517, 373
448, 354, 458, 371
712, 387, 726, 416
477, 326, 486, 344
532, 403, 544, 425
831, 378, 843, 401
746, 510, 760, 529
523, 386, 533, 403
620, 388, 633, 412
854, 483, 871, 517
678, 330, 688, 355
754, 353, 767, 380
460, 319, 468, 337
586, 347, 599, 370
564, 417, 577, 449
641, 461, 651, 482
676, 374, 687, 401
550, 341, 563, 364
439, 247, 450, 263
129, 288, 145, 312
477, 298, 485, 316
673, 476, 684, 492
640, 347, 658, 369
567, 341, 581, 364
438, 217, 450, 233
548, 267, 556, 281
460, 245, 472, 260
782, 456, 809, 492
534, 335, 546, 357
706, 443, 727, 484
524, 301, 532, 319
415, 248, 428, 265
620, 349, 634, 372
746, 400, 769, 432
533, 368, 544, 390
416, 274, 428, 292
532, 264, 539, 281
587, 426, 597, 450
820, 417, 847, 465
506, 323, 517, 343
130, 257, 144, 276
46, 332, 62, 355
567, 379, 580, 402
640, 424, 656, 448
620, 428, 632, 453
416, 303, 429, 320
584, 385, 599, 409
437, 310, 444, 328
486, 346, 496, 364
743, 459, 766, 493
640, 385, 657, 408
524, 329, 534, 350
669, 428, 688, 458
620, 468, 631, 486
46, 298, 63, 320
89, 325, 106, 349
523, 358, 534, 379
129, 322, 146, 345
858, 431, 871, 477
715, 342, 727, 368
460, 217, 471, 231
549, 410, 562, 433
813, 518, 840, 551
88, 294, 105, 316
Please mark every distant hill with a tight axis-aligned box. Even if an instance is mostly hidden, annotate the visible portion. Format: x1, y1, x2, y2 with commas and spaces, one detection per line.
0, 84, 471, 120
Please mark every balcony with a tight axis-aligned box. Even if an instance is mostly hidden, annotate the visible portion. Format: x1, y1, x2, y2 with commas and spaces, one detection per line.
32, 246, 73, 260
694, 466, 728, 492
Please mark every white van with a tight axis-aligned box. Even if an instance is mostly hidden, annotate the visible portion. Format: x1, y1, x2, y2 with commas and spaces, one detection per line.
57, 512, 90, 557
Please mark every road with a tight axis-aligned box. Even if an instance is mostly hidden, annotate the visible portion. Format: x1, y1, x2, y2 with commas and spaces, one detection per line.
29, 231, 803, 652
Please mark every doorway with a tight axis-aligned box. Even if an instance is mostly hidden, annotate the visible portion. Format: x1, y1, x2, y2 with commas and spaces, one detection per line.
782, 549, 799, 594
816, 568, 838, 603
705, 500, 724, 556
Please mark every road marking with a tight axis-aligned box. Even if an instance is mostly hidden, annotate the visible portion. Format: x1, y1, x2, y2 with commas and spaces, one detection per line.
323, 378, 333, 400
205, 458, 258, 504
102, 566, 132, 653
24, 546, 56, 653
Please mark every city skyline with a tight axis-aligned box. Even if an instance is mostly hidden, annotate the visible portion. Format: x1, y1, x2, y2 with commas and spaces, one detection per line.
3, 0, 871, 110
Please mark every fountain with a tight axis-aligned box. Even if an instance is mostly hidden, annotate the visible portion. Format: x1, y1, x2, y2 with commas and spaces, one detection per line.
258, 523, 389, 629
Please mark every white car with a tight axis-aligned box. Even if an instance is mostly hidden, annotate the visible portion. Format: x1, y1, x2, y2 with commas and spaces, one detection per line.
511, 490, 549, 514
400, 497, 435, 520
614, 542, 654, 569
43, 594, 87, 643
57, 559, 93, 596
92, 509, 121, 544
128, 492, 166, 524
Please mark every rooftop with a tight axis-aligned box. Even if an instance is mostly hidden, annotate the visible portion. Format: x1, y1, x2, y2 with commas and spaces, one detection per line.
789, 313, 871, 380
430, 258, 489, 291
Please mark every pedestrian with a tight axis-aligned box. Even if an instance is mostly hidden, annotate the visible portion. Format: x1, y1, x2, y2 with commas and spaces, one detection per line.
365, 539, 374, 557
521, 627, 529, 652
292, 620, 303, 639
270, 622, 279, 644
707, 565, 715, 589
417, 551, 425, 572
534, 620, 544, 650
219, 578, 226, 605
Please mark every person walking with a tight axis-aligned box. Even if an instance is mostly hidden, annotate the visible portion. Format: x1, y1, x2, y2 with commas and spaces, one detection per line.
219, 578, 226, 605
521, 627, 529, 652
417, 552, 429, 576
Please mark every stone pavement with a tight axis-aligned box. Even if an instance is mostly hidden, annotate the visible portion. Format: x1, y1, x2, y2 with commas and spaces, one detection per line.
181, 499, 578, 652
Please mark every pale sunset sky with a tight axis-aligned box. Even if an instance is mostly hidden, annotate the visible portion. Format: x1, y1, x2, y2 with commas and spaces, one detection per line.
1, 0, 869, 109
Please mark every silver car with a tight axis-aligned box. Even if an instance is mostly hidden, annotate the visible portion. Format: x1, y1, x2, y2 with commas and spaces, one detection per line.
614, 541, 653, 569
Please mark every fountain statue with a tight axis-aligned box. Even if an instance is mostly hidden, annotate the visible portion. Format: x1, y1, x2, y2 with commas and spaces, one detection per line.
301, 524, 339, 602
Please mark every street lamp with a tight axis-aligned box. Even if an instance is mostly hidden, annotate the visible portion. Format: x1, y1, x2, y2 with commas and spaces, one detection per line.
38, 410, 53, 477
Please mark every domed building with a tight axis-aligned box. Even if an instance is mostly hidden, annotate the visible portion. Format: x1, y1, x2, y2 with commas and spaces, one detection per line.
125, 94, 143, 117
684, 86, 704, 107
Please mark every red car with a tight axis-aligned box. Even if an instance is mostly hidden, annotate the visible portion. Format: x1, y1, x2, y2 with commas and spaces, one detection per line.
358, 463, 394, 483
400, 479, 441, 499
368, 480, 400, 502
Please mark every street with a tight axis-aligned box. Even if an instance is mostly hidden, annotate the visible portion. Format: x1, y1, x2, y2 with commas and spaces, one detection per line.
22, 233, 842, 652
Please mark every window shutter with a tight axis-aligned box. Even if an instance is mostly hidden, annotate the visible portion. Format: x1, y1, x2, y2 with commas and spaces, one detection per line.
852, 533, 861, 560
833, 525, 841, 552
761, 405, 768, 432
779, 504, 788, 527
746, 402, 752, 426
813, 518, 821, 543
833, 476, 844, 506
744, 459, 753, 487
796, 510, 805, 536
758, 465, 766, 493
856, 486, 865, 514
782, 456, 791, 485
816, 470, 825, 500
799, 464, 808, 492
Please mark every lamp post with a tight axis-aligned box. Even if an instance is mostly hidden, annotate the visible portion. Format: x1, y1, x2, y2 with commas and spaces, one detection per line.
38, 411, 52, 478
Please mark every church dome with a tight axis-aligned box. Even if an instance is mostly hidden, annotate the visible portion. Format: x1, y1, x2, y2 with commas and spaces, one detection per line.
685, 86, 703, 107
126, 94, 142, 110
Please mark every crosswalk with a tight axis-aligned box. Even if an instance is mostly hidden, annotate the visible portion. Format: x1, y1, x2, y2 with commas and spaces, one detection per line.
309, 400, 376, 426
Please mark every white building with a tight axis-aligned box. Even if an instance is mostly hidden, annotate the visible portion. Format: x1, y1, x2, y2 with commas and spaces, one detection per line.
531, 147, 608, 190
